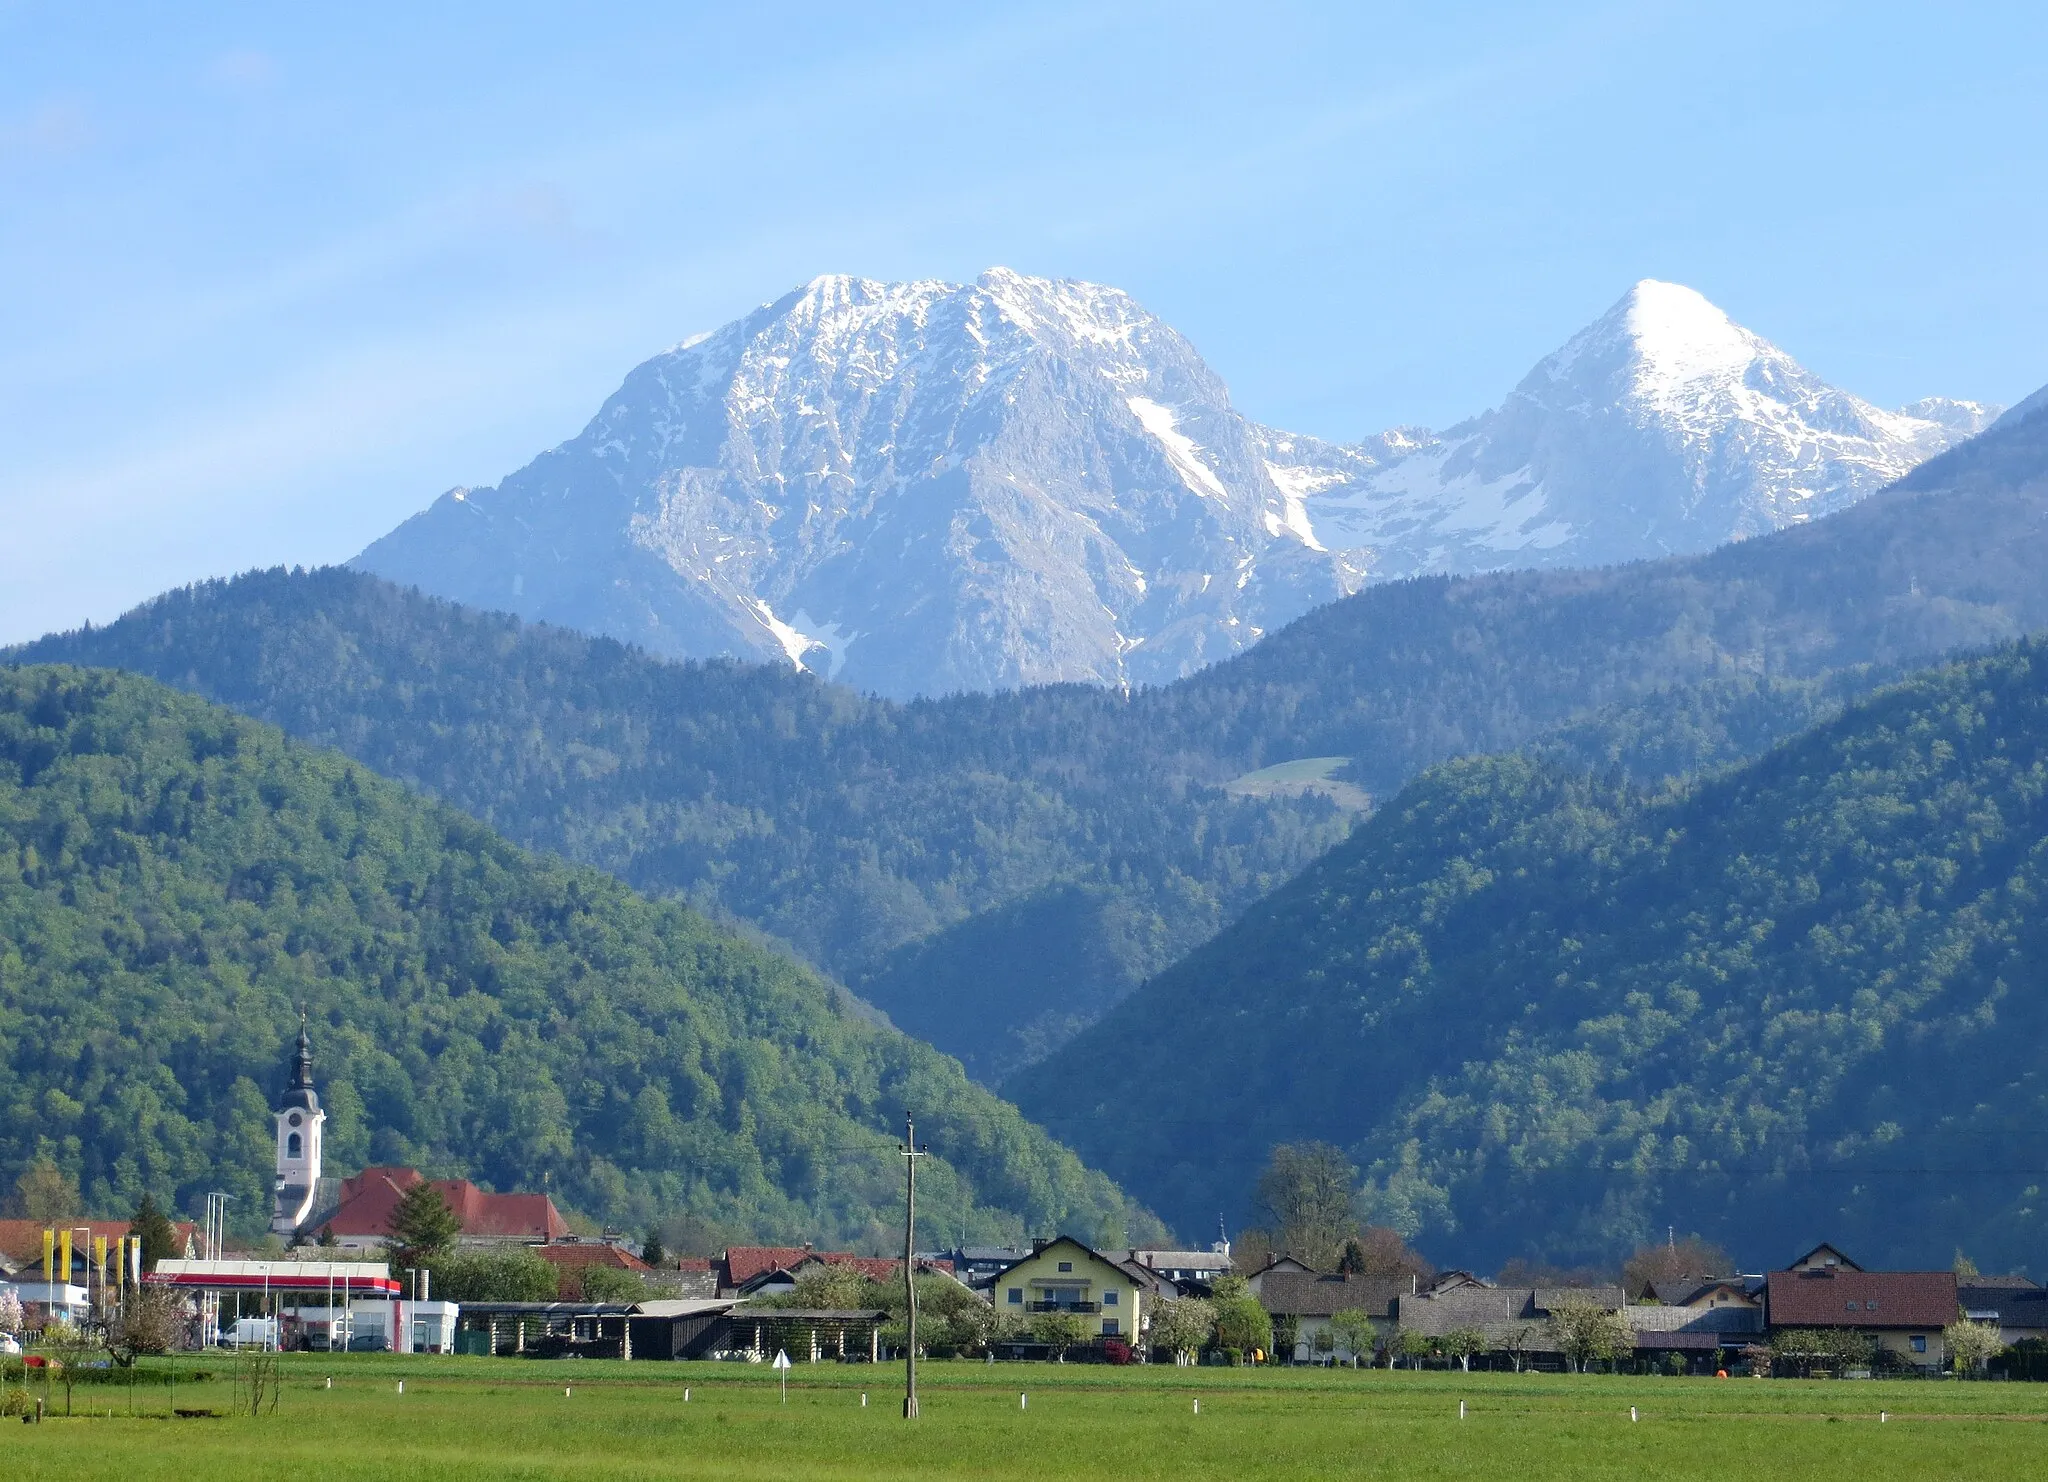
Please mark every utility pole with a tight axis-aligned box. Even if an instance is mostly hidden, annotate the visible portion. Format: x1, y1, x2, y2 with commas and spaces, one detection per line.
900, 1115, 928, 1419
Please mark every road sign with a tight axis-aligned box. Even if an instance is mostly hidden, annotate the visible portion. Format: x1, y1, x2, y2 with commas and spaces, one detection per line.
774, 1348, 791, 1402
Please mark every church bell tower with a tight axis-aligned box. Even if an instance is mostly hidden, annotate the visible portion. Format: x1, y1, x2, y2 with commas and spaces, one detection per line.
271, 1013, 326, 1237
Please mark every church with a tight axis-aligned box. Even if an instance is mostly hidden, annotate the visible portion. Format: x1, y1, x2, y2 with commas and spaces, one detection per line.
270, 1021, 567, 1248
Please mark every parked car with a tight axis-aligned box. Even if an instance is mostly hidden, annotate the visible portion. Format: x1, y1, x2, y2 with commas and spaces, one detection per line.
0, 1335, 22, 1356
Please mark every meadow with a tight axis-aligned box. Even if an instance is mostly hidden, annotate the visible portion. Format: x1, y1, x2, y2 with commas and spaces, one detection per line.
3, 1353, 2044, 1481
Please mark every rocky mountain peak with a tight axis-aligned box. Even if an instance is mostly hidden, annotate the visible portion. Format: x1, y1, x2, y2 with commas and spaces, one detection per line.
355, 272, 1995, 698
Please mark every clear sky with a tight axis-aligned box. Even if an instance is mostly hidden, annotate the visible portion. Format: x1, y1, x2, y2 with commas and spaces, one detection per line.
3, 1, 2045, 644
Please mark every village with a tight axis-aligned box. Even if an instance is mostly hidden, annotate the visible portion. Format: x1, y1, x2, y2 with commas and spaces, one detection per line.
3, 1028, 2043, 1382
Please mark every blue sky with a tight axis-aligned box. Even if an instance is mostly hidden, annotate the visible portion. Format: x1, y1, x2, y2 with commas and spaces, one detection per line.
3, 1, 2045, 644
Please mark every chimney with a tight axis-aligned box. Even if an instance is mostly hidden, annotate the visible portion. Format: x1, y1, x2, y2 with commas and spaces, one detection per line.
1032, 1237, 1050, 1254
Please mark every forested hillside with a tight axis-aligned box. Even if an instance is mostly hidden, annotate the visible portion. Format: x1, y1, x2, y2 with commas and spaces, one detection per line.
9, 573, 1348, 1084
1139, 395, 2048, 791
1014, 641, 2048, 1272
12, 395, 2047, 1095
0, 665, 1157, 1247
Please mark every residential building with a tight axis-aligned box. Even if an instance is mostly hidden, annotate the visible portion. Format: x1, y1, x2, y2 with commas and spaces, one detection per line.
930, 1246, 1031, 1292
532, 1238, 651, 1294
1764, 1244, 1957, 1371
1258, 1272, 1404, 1363
0, 1218, 200, 1279
714, 1245, 954, 1298
1129, 1247, 1234, 1289
1399, 1285, 1628, 1370
990, 1236, 1146, 1344
1958, 1277, 2047, 1348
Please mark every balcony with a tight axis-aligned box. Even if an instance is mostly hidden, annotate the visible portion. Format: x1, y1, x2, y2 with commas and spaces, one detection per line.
1026, 1301, 1099, 1314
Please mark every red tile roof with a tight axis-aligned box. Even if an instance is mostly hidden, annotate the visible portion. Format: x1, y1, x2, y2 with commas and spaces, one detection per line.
719, 1246, 952, 1290
0, 1218, 200, 1266
320, 1167, 569, 1243
1766, 1269, 1957, 1330
531, 1243, 650, 1273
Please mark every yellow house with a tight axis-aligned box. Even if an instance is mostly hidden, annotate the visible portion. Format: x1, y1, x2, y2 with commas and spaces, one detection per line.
991, 1237, 1145, 1345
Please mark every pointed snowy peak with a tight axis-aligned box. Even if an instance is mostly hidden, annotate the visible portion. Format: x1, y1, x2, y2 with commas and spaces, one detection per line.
1538, 279, 1772, 401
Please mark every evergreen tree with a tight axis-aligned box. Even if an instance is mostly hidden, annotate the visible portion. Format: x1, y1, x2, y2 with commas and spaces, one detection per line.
640, 1227, 665, 1269
128, 1193, 178, 1273
386, 1182, 462, 1273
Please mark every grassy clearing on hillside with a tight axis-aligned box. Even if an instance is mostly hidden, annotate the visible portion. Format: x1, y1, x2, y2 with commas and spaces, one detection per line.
1224, 756, 1371, 811
5, 1354, 2042, 1480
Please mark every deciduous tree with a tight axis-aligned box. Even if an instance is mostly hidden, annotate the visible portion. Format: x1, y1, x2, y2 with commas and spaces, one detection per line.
1328, 1307, 1378, 1367
1150, 1296, 1214, 1366
9, 1159, 79, 1223
1944, 1318, 1999, 1377
1623, 1236, 1732, 1297
1546, 1299, 1630, 1373
1254, 1143, 1358, 1271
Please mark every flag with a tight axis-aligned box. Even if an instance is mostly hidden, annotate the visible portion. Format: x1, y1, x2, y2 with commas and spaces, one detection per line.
42, 1227, 54, 1283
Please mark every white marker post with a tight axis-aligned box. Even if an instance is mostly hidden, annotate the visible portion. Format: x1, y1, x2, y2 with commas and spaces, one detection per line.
1459, 1400, 1466, 1420
774, 1349, 793, 1404
1630, 1407, 1638, 1423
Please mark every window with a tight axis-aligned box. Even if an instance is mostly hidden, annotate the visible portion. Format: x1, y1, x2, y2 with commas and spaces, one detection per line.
287, 1133, 302, 1158
1865, 1300, 1878, 1311
1101, 1319, 1119, 1336
1007, 1288, 1022, 1305
1845, 1301, 1858, 1311
1910, 1335, 1927, 1354
288, 1112, 301, 1128
1057, 1261, 1073, 1273
1102, 1289, 1118, 1306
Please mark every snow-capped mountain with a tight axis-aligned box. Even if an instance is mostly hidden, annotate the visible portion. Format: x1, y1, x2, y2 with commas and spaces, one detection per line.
356, 273, 1995, 696
1290, 280, 2000, 576
356, 269, 1361, 696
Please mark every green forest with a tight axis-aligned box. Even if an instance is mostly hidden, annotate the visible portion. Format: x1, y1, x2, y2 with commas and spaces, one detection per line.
16, 405, 2048, 1092
0, 664, 1158, 1248
1015, 640, 2048, 1271
9, 569, 1349, 1085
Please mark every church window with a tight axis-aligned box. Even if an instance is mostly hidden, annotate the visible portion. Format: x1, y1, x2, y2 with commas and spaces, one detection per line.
288, 1112, 302, 1127
287, 1133, 302, 1158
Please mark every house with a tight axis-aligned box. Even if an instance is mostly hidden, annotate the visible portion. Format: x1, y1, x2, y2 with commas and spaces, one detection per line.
1257, 1272, 1404, 1363
1625, 1278, 1765, 1367
1242, 1254, 1317, 1294
0, 1218, 201, 1280
315, 1167, 570, 1252
532, 1238, 651, 1295
989, 1236, 1146, 1346
1958, 1277, 2048, 1348
714, 1245, 954, 1298
1129, 1247, 1234, 1289
1399, 1285, 1627, 1370
1765, 1245, 1957, 1371
932, 1246, 1032, 1292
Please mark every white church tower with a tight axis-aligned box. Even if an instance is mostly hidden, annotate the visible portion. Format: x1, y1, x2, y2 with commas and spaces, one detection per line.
271, 1015, 326, 1237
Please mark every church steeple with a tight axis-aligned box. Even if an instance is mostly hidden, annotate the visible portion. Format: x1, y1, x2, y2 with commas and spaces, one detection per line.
271, 1009, 327, 1237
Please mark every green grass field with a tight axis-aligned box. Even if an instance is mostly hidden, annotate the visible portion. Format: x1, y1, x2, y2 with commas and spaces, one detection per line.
5, 1354, 2044, 1480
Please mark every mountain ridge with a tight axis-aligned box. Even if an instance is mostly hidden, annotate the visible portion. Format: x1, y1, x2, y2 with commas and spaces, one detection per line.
354, 271, 1991, 699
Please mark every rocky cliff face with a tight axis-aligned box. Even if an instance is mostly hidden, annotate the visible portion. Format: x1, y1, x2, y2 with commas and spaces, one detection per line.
1290, 280, 1999, 578
357, 273, 1993, 696
356, 269, 1360, 696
